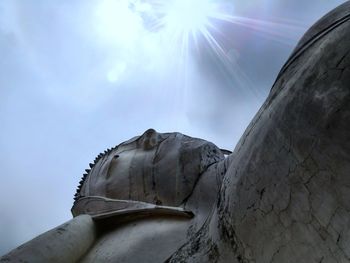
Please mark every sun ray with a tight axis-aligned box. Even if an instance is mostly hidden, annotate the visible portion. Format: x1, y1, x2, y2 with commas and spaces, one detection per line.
148, 0, 306, 70
93, 0, 307, 97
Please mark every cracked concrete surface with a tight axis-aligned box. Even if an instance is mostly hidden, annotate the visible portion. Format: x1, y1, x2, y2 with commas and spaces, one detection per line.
168, 1, 350, 262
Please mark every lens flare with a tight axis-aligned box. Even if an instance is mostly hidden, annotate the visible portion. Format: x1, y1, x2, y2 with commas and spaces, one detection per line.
160, 0, 216, 39
92, 0, 305, 90
153, 0, 231, 58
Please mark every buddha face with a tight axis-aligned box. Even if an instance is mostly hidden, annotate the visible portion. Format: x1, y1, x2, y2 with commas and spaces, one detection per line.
78, 129, 224, 207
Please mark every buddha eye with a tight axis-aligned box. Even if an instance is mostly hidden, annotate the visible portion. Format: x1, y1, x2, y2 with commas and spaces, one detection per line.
114, 154, 119, 159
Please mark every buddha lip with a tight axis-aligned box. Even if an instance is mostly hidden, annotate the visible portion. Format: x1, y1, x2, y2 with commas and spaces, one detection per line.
72, 196, 194, 221
91, 207, 194, 221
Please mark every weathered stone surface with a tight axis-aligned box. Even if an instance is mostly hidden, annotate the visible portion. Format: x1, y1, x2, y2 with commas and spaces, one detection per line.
76, 130, 228, 262
1, 2, 350, 262
219, 3, 350, 261
74, 129, 224, 208
0, 215, 96, 262
168, 1, 350, 262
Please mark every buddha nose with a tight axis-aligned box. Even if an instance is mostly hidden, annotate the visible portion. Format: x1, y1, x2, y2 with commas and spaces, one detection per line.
141, 128, 159, 150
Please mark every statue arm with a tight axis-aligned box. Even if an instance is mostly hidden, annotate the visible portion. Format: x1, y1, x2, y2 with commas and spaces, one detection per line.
0, 215, 96, 263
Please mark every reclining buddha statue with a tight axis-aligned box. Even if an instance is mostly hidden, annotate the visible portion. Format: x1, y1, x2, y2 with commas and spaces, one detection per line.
1, 1, 350, 262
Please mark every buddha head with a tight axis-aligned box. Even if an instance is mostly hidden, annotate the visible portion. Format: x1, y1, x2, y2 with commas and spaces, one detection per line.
73, 129, 225, 212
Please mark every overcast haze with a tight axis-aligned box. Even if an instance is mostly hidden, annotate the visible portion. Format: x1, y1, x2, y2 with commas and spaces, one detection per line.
0, 0, 347, 255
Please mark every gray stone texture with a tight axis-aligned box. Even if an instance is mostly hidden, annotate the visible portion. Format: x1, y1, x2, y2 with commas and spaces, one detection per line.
0, 215, 96, 262
168, 1, 350, 262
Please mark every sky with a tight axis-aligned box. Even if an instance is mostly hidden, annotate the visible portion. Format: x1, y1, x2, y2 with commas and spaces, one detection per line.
0, 0, 347, 255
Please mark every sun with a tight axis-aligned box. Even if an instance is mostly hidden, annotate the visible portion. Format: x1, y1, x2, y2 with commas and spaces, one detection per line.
92, 0, 304, 84
161, 0, 215, 36
154, 0, 228, 59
